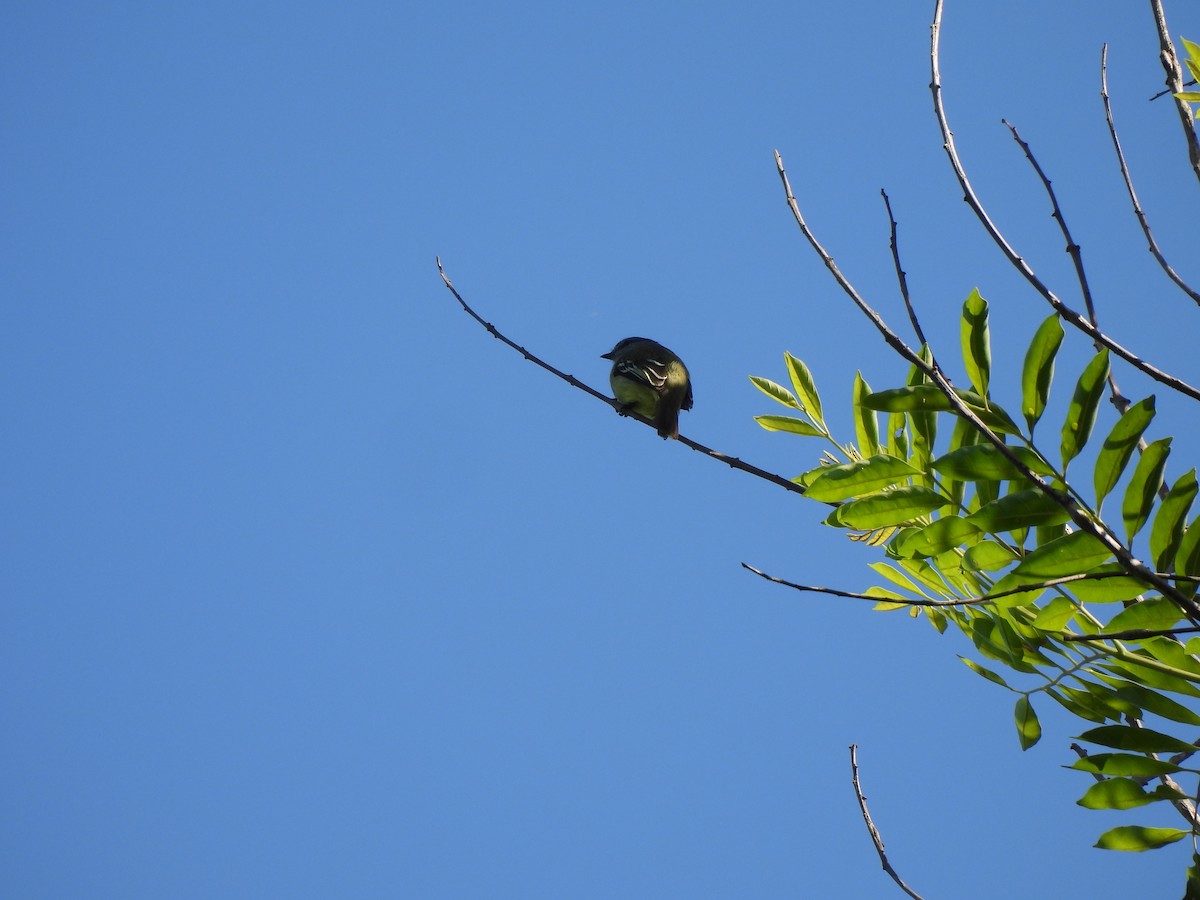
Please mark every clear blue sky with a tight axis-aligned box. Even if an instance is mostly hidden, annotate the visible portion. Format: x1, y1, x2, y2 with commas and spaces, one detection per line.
5, 2, 1199, 897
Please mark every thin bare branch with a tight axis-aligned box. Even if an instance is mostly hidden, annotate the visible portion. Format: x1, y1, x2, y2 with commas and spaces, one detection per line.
929, 0, 1200, 403
1101, 44, 1200, 307
1148, 0, 1200, 184
772, 150, 1200, 621
435, 258, 808, 496
1000, 119, 1100, 325
1063, 625, 1200, 642
880, 190, 928, 348
849, 745, 925, 900
742, 562, 1184, 610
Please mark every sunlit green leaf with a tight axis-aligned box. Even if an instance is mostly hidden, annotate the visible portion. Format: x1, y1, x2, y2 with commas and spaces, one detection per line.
1104, 598, 1184, 635
1151, 469, 1198, 572
1109, 681, 1200, 726
1094, 825, 1187, 851
963, 540, 1018, 572
931, 444, 1054, 481
1061, 350, 1110, 470
749, 376, 799, 408
1031, 596, 1077, 631
1011, 530, 1112, 579
967, 489, 1071, 533
785, 353, 823, 426
754, 415, 825, 436
852, 371, 880, 458
1077, 778, 1179, 810
804, 455, 922, 502
961, 289, 991, 399
960, 656, 1009, 688
893, 515, 980, 558
1014, 696, 1041, 749
868, 562, 930, 598
1093, 396, 1155, 511
1021, 315, 1064, 433
1069, 564, 1151, 603
1122, 437, 1171, 543
1069, 753, 1181, 777
827, 486, 950, 530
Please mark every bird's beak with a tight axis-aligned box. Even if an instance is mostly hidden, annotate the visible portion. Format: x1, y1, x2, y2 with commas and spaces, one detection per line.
600, 351, 615, 360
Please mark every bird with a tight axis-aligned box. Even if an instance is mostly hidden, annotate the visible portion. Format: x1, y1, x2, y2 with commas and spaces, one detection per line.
601, 337, 693, 439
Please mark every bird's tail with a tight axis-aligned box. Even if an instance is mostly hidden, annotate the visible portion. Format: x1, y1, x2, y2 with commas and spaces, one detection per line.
654, 399, 681, 440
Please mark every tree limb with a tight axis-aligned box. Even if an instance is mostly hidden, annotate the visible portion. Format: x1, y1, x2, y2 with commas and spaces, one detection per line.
1148, 0, 1200, 184
850, 745, 925, 900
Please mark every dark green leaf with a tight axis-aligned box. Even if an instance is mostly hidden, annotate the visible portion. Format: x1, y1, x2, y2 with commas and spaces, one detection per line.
961, 289, 991, 398
1110, 681, 1200, 726
1093, 396, 1155, 511
1077, 724, 1197, 753
1060, 350, 1110, 470
1151, 470, 1198, 572
1094, 825, 1187, 851
804, 455, 922, 502
1014, 696, 1041, 749
1021, 314, 1064, 433
1069, 563, 1152, 603
852, 372, 880, 458
1177, 512, 1200, 600
1122, 437, 1172, 543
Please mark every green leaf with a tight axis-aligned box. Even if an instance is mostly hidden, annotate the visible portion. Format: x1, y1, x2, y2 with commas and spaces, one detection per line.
1031, 596, 1077, 631
893, 516, 980, 558
785, 353, 823, 426
967, 489, 1071, 533
804, 455, 922, 502
1014, 696, 1041, 749
1060, 349, 1110, 470
1151, 470, 1198, 572
931, 444, 1055, 481
1122, 437, 1172, 543
1093, 396, 1155, 511
1021, 314, 1064, 433
1077, 724, 1197, 753
869, 562, 930, 598
960, 656, 1009, 688
862, 385, 1021, 435
754, 415, 825, 436
749, 376, 799, 408
1069, 753, 1181, 777
1069, 564, 1151, 603
852, 372, 880, 458
960, 289, 991, 398
1104, 597, 1184, 635
963, 540, 1018, 572
1077, 778, 1177, 811
1011, 530, 1112, 579
1177, 512, 1200, 599
1094, 826, 1187, 852
1110, 682, 1200, 726
827, 486, 951, 530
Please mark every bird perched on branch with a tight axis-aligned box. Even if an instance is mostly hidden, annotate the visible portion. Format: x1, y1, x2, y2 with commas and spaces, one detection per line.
601, 337, 693, 439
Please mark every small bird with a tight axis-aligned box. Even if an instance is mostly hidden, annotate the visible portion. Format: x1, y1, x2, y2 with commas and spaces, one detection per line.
601, 337, 693, 439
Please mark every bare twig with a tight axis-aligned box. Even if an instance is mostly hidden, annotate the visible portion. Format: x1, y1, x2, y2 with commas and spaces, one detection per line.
1062, 625, 1200, 642
929, 0, 1200, 403
880, 190, 928, 348
849, 745, 925, 900
1148, 0, 1200, 184
772, 150, 1200, 622
435, 258, 808, 496
1101, 44, 1200, 307
742, 562, 1182, 609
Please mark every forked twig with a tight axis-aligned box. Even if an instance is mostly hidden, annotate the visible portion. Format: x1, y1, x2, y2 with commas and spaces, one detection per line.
1148, 0, 1200, 183
1100, 44, 1200, 307
929, 0, 1200, 403
435, 258, 808, 496
850, 745, 925, 900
